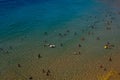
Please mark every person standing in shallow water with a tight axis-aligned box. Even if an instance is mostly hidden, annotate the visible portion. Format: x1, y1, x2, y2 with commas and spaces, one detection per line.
44, 32, 48, 35
46, 69, 51, 76
38, 54, 42, 59
81, 37, 85, 41
60, 43, 63, 47
109, 57, 112, 62
78, 44, 82, 48
17, 64, 21, 68
74, 32, 77, 36
29, 76, 33, 80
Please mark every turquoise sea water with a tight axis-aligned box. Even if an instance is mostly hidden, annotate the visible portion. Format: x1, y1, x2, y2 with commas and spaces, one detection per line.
0, 0, 104, 43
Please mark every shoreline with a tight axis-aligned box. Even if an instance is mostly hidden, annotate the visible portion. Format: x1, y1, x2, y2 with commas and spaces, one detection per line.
0, 1, 120, 80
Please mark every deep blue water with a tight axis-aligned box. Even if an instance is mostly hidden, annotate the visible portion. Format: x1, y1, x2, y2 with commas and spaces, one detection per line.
0, 0, 51, 16
0, 0, 104, 43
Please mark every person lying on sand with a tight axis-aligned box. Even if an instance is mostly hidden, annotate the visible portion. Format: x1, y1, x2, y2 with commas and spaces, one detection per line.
104, 42, 114, 49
